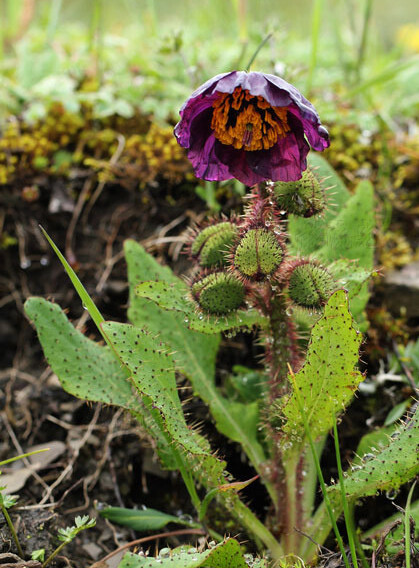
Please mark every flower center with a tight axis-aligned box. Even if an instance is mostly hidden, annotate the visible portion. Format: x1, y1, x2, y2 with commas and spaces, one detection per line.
211, 87, 290, 151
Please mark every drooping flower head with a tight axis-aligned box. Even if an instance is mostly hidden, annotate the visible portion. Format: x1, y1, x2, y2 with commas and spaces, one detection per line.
174, 71, 329, 186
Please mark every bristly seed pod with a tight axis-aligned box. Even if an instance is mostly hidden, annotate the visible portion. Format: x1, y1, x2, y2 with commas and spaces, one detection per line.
287, 261, 335, 309
191, 222, 239, 268
192, 271, 245, 314
233, 228, 284, 281
272, 167, 326, 217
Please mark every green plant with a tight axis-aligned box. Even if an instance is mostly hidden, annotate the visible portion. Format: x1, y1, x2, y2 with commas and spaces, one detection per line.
0, 449, 49, 558
0, 451, 96, 565
41, 515, 96, 568
119, 537, 267, 568
23, 152, 419, 567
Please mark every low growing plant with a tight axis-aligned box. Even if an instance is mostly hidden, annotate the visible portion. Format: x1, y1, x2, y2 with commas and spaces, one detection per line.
24, 70, 418, 566
0, 450, 95, 566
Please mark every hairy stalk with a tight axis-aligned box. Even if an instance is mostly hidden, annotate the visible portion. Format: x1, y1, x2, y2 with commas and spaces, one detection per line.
260, 287, 303, 552
248, 181, 304, 551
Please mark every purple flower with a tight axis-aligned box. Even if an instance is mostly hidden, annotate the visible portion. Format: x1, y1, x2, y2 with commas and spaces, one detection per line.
174, 71, 330, 186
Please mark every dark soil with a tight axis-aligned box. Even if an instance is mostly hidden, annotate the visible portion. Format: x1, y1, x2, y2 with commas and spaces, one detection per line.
0, 173, 417, 567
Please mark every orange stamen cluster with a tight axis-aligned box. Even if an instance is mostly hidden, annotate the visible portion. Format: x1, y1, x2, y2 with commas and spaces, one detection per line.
211, 87, 290, 151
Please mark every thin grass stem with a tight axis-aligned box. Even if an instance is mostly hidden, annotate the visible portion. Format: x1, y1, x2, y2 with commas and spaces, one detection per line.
40, 226, 107, 342
0, 503, 24, 558
405, 480, 417, 568
332, 418, 359, 568
245, 33, 272, 72
307, 0, 325, 93
46, 0, 63, 45
356, 0, 374, 82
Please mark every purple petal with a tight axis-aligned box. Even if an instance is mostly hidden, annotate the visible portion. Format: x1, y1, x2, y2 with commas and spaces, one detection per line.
174, 93, 218, 148
287, 105, 330, 151
188, 135, 233, 181
174, 70, 330, 184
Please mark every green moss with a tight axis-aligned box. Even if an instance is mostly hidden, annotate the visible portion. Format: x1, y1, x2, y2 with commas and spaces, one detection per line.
0, 103, 192, 190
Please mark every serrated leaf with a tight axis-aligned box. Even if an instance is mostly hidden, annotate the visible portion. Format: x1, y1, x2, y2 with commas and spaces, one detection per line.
125, 241, 267, 477
135, 280, 264, 334
118, 538, 250, 568
329, 408, 419, 501
100, 507, 195, 531
288, 154, 350, 256
282, 290, 363, 456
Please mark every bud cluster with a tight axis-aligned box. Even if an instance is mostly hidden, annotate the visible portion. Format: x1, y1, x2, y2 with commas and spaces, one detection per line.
186, 167, 335, 316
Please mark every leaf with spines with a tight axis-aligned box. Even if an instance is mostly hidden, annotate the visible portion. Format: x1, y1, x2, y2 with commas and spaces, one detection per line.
313, 180, 374, 328
328, 407, 419, 501
135, 280, 264, 333
118, 538, 266, 568
23, 297, 178, 469
281, 290, 363, 457
101, 321, 226, 485
24, 298, 140, 411
126, 240, 268, 485
315, 180, 374, 268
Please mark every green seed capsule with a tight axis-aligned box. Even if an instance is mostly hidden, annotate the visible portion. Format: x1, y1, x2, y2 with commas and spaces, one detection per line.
192, 272, 245, 314
234, 228, 283, 280
288, 262, 335, 309
191, 222, 238, 267
273, 168, 326, 217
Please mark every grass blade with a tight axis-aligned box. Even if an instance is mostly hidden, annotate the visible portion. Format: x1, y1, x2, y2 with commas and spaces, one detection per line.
39, 226, 106, 342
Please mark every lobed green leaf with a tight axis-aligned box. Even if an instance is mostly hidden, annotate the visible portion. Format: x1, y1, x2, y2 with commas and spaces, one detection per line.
102, 321, 226, 485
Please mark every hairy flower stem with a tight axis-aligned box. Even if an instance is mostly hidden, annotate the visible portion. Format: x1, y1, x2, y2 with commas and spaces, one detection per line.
261, 284, 303, 552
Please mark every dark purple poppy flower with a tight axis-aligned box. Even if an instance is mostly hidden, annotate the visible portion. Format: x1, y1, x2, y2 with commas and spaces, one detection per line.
174, 71, 330, 186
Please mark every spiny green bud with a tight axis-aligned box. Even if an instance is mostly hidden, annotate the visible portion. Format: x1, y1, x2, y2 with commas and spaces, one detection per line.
273, 168, 326, 217
234, 228, 284, 280
192, 271, 245, 314
191, 222, 238, 268
287, 262, 335, 309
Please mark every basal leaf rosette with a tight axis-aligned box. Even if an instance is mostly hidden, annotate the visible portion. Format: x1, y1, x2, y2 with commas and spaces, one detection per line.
189, 219, 239, 268
272, 166, 327, 217
284, 259, 336, 310
231, 225, 285, 282
174, 71, 329, 185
